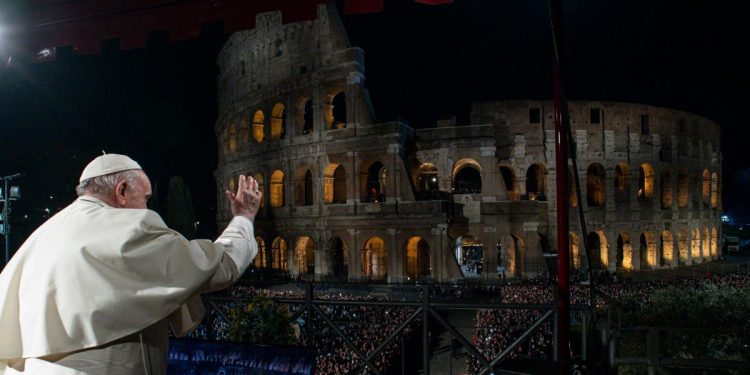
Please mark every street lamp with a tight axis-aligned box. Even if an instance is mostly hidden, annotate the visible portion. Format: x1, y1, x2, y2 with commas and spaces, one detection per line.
1, 173, 23, 267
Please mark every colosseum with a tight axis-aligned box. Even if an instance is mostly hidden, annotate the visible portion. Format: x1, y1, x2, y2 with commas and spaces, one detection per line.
214, 5, 722, 282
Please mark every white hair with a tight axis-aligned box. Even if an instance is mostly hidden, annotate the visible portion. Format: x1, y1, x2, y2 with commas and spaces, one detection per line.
75, 169, 143, 197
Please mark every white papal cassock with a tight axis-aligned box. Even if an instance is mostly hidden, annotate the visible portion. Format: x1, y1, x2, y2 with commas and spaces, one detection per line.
0, 196, 257, 374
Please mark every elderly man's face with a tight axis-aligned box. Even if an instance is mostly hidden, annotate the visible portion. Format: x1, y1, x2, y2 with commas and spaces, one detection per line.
123, 171, 153, 209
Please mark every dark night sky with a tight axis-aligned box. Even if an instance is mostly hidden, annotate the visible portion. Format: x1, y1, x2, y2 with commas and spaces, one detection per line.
0, 0, 748, 246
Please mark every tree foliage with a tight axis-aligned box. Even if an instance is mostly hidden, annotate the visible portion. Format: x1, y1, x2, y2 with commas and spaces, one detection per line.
228, 295, 299, 346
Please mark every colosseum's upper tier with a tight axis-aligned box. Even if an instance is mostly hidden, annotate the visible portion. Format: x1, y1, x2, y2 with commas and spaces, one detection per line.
214, 5, 722, 283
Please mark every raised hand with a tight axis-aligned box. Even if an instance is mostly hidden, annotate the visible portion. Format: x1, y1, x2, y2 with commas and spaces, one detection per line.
225, 175, 262, 221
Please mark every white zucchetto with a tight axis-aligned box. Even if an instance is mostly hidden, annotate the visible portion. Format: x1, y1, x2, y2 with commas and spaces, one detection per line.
79, 153, 142, 183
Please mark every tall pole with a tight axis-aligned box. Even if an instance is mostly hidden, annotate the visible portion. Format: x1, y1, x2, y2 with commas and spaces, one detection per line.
548, 0, 571, 372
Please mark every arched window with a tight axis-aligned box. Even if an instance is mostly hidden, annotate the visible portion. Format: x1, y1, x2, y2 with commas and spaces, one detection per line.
272, 237, 287, 270
638, 163, 655, 203
271, 102, 286, 140
661, 169, 673, 209
330, 237, 348, 278
417, 163, 440, 199
361, 161, 387, 202
406, 237, 430, 280
239, 115, 249, 145
454, 235, 483, 278
616, 232, 632, 270
295, 236, 315, 275
362, 237, 387, 279
452, 159, 482, 194
639, 232, 656, 269
324, 164, 347, 204
302, 99, 314, 134
270, 170, 285, 207
304, 170, 313, 206
525, 164, 547, 201
691, 228, 701, 262
570, 232, 581, 269
588, 231, 608, 269
614, 163, 629, 204
253, 237, 266, 268
711, 173, 718, 208
702, 169, 710, 206
678, 230, 689, 266
252, 110, 265, 143
293, 167, 313, 206
677, 169, 689, 208
331, 92, 346, 129
586, 163, 606, 207
661, 231, 674, 267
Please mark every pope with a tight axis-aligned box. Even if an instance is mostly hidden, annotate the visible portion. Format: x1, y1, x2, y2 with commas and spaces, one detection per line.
0, 154, 261, 374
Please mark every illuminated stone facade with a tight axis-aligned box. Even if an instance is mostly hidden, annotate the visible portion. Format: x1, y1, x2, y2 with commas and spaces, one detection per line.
215, 5, 722, 282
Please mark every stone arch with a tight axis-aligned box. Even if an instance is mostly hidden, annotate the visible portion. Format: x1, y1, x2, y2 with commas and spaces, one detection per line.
239, 115, 249, 145
252, 110, 265, 143
360, 160, 387, 202
295, 236, 315, 275
678, 230, 688, 265
614, 163, 630, 204
691, 228, 701, 262
222, 127, 229, 156
638, 163, 655, 203
569, 167, 578, 208
499, 165, 517, 200
677, 169, 689, 208
329, 237, 348, 278
455, 235, 484, 278
452, 158, 483, 194
416, 163, 441, 199
711, 173, 718, 209
295, 97, 314, 135
405, 236, 431, 280
661, 169, 673, 209
272, 237, 288, 270
270, 170, 285, 207
639, 232, 657, 270
661, 230, 674, 266
503, 235, 524, 278
702, 169, 710, 207
586, 163, 606, 207
570, 232, 581, 269
253, 237, 267, 268
362, 236, 388, 280
616, 232, 632, 270
328, 92, 346, 129
703, 227, 710, 260
324, 163, 347, 204
228, 123, 237, 153
588, 230, 609, 269
270, 102, 286, 140
525, 163, 547, 201
293, 165, 314, 206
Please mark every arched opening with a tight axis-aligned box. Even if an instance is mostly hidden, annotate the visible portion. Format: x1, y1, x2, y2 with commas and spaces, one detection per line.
228, 123, 237, 153
455, 235, 483, 278
569, 167, 578, 208
587, 231, 608, 270
302, 99, 314, 134
677, 169, 689, 208
331, 92, 346, 129
711, 227, 718, 258
525, 164, 547, 201
295, 236, 315, 275
254, 173, 265, 208
678, 230, 688, 266
661, 231, 674, 267
617, 233, 632, 270
222, 127, 229, 156
362, 237, 387, 280
586, 163, 606, 207
638, 163, 655, 203
270, 170, 285, 208
703, 227, 710, 260
639, 232, 657, 270
406, 237, 431, 280
702, 169, 710, 207
330, 237, 347, 278
452, 159, 482, 194
711, 173, 718, 209
499, 165, 516, 200
361, 161, 387, 202
661, 169, 673, 209
324, 164, 347, 204
691, 228, 701, 262
272, 237, 288, 270
253, 237, 267, 268
416, 163, 441, 200
614, 163, 630, 205
503, 235, 524, 278
691, 174, 701, 209
293, 167, 313, 207
271, 102, 286, 140
570, 232, 581, 269
304, 170, 313, 205
252, 110, 265, 143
